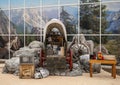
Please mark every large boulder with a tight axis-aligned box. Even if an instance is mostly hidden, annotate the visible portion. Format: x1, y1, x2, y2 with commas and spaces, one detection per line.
69, 35, 90, 54
13, 47, 37, 57
13, 47, 40, 67
2, 57, 19, 74
79, 54, 101, 73
79, 54, 90, 72
2, 46, 41, 75
28, 41, 44, 49
70, 44, 88, 63
86, 40, 94, 55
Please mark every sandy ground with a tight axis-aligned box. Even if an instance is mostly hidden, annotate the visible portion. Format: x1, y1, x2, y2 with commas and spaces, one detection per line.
0, 64, 120, 85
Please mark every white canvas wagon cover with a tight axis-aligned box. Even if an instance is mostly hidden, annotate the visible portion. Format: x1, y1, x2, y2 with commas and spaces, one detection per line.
43, 19, 67, 42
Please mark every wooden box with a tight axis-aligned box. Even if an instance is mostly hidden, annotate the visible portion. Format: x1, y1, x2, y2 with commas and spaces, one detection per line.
19, 56, 34, 79
19, 64, 34, 79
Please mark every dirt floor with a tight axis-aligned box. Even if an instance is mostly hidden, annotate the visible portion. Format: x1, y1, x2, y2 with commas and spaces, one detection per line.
0, 64, 120, 85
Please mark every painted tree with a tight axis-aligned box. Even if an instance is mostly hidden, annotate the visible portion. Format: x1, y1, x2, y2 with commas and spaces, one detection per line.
60, 6, 76, 34
106, 37, 120, 54
80, 0, 107, 34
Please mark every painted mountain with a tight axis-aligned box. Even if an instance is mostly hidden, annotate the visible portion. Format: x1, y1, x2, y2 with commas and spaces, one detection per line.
8, 9, 46, 34
4, 6, 78, 34
0, 9, 17, 47
106, 10, 120, 33
0, 9, 16, 34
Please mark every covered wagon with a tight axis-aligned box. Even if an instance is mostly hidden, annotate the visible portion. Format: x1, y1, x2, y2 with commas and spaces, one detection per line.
40, 19, 73, 70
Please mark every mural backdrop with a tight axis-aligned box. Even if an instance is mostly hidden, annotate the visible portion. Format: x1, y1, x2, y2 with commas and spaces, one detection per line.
0, 0, 120, 60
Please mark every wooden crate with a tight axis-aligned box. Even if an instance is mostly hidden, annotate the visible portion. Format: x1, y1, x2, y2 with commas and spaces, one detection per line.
19, 64, 34, 79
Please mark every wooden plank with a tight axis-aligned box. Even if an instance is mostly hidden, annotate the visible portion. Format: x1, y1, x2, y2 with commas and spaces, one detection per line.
89, 60, 116, 64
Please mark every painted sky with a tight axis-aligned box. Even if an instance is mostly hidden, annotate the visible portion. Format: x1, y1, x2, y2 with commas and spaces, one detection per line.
101, 0, 120, 2
0, 0, 78, 9
103, 2, 120, 11
0, 0, 120, 12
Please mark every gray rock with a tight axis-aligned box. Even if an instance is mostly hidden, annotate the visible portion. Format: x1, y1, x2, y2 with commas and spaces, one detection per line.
19, 46, 30, 50
34, 72, 43, 79
28, 41, 44, 49
14, 70, 19, 76
71, 44, 86, 55
13, 46, 40, 67
73, 63, 79, 69
79, 54, 90, 72
93, 63, 101, 73
2, 65, 9, 73
86, 40, 94, 55
79, 54, 101, 73
3, 57, 19, 73
34, 57, 40, 67
34, 67, 49, 79
66, 68, 82, 76
71, 44, 90, 63
66, 62, 82, 76
70, 35, 90, 54
13, 47, 37, 57
2, 46, 41, 74
80, 54, 90, 62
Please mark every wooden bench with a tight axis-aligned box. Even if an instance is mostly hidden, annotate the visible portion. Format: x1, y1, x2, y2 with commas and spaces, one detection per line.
89, 59, 117, 78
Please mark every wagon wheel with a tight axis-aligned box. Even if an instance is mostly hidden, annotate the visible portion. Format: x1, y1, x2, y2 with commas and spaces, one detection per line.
71, 43, 90, 62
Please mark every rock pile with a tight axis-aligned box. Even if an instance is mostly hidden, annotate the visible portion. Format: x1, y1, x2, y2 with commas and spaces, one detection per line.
69, 43, 101, 73
2, 41, 43, 76
69, 34, 101, 73
2, 37, 101, 79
